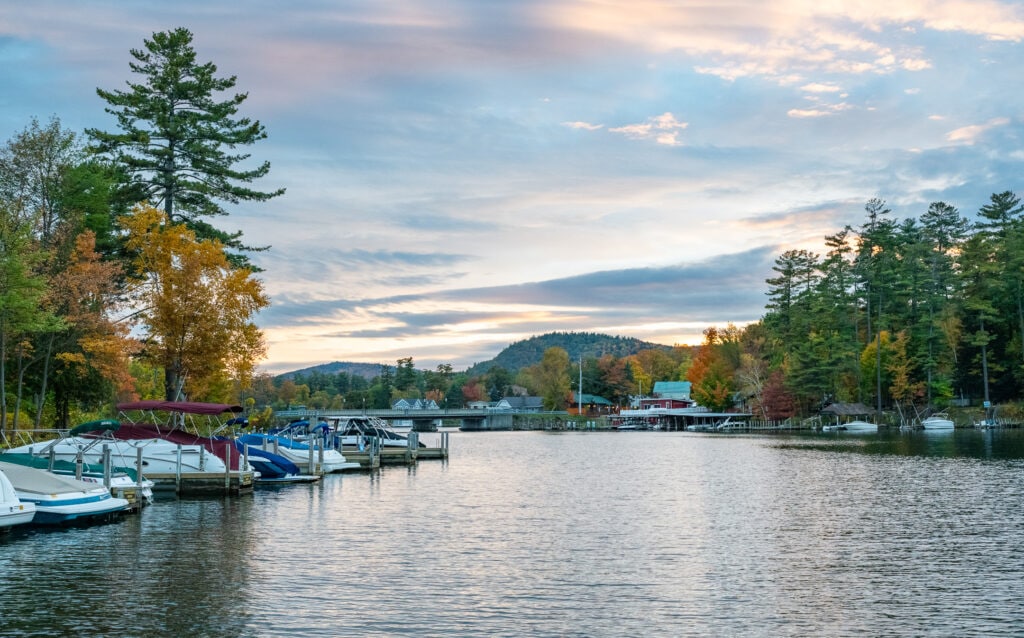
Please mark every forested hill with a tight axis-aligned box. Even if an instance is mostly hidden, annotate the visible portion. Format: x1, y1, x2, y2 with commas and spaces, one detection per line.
464, 332, 671, 376
276, 361, 384, 381
277, 332, 672, 381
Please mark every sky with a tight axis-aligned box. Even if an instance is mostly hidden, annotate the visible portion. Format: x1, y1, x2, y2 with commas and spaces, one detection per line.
3, 1, 1024, 374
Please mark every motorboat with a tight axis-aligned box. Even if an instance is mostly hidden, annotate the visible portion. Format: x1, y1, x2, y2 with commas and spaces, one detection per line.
0, 452, 154, 507
921, 413, 955, 430
328, 416, 424, 448
237, 432, 360, 473
226, 438, 320, 484
822, 420, 879, 433
0, 466, 35, 529
6, 421, 230, 476
0, 461, 128, 525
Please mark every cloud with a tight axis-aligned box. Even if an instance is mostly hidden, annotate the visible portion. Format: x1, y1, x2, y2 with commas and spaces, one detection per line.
787, 102, 853, 118
946, 117, 1011, 144
801, 82, 843, 93
563, 121, 604, 130
609, 112, 688, 145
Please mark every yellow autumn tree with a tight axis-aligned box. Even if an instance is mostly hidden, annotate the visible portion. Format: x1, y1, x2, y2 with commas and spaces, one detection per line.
121, 203, 269, 401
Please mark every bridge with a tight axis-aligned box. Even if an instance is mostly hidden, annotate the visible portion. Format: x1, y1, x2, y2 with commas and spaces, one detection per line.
274, 408, 567, 431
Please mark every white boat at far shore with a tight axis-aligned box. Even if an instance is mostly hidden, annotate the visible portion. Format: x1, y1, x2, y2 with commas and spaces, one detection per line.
921, 413, 955, 430
822, 420, 879, 434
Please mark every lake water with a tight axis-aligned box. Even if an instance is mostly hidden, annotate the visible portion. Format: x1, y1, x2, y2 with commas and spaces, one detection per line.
2, 428, 1023, 637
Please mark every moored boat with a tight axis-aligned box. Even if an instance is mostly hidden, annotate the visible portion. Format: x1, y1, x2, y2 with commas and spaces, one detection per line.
822, 420, 879, 434
0, 466, 35, 529
0, 461, 128, 525
237, 432, 360, 473
0, 452, 154, 508
921, 413, 955, 430
327, 416, 425, 448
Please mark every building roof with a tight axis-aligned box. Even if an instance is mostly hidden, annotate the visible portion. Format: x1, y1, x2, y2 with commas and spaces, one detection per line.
820, 402, 875, 416
572, 392, 613, 405
652, 381, 691, 397
502, 396, 543, 409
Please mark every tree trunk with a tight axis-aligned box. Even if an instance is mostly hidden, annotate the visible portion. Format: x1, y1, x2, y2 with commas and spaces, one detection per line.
0, 326, 7, 441
33, 334, 54, 428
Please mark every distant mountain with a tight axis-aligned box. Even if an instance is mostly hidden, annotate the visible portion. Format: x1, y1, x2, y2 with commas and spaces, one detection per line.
464, 332, 672, 376
275, 361, 386, 381
275, 332, 672, 380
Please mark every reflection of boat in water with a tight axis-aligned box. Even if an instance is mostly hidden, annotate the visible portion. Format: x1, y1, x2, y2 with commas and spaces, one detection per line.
822, 420, 879, 434
0, 466, 35, 529
0, 461, 128, 525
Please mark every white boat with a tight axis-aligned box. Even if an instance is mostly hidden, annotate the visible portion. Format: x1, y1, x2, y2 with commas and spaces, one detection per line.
328, 416, 423, 448
0, 461, 129, 525
822, 420, 878, 433
0, 452, 154, 507
7, 432, 228, 476
0, 466, 36, 529
921, 413, 955, 430
237, 433, 360, 473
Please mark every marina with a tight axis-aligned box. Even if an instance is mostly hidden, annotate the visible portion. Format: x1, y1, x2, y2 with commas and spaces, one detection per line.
3, 428, 1024, 637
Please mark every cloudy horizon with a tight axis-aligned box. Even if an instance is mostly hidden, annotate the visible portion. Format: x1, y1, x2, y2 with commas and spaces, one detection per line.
3, 1, 1023, 373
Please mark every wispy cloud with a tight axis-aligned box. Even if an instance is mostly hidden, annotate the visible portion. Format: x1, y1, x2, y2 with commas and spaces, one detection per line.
563, 121, 604, 130
609, 112, 688, 146
946, 117, 1011, 144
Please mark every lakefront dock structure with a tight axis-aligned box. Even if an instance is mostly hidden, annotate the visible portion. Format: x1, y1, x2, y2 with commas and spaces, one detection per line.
277, 408, 515, 432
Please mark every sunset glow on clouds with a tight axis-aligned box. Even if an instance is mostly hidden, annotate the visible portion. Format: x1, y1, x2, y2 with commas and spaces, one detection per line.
2, 1, 1024, 372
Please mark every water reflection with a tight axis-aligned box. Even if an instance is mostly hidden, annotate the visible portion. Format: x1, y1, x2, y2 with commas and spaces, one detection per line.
2, 430, 1023, 637
774, 427, 1024, 461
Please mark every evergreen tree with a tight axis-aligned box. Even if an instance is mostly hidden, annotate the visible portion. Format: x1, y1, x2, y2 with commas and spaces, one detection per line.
87, 27, 284, 267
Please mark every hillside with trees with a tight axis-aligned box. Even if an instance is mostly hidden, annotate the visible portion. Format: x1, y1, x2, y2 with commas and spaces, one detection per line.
465, 332, 670, 376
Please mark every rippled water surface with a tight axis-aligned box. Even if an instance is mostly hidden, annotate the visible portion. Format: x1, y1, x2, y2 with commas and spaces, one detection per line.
3, 428, 1024, 637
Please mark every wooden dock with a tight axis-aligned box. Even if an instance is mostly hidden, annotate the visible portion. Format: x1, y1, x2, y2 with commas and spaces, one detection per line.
142, 470, 255, 496
338, 432, 449, 469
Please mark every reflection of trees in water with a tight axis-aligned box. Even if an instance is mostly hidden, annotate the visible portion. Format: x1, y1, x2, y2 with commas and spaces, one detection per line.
0, 496, 259, 636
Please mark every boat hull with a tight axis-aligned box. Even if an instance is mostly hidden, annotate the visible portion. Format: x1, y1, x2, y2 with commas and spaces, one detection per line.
921, 417, 955, 430
0, 503, 36, 528
0, 461, 128, 525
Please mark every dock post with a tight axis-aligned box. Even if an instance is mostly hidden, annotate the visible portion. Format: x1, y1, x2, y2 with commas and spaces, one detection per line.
76, 449, 84, 480
308, 435, 315, 475
318, 430, 325, 472
137, 447, 144, 495
225, 441, 231, 492
103, 445, 112, 490
175, 444, 183, 494
48, 449, 56, 472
